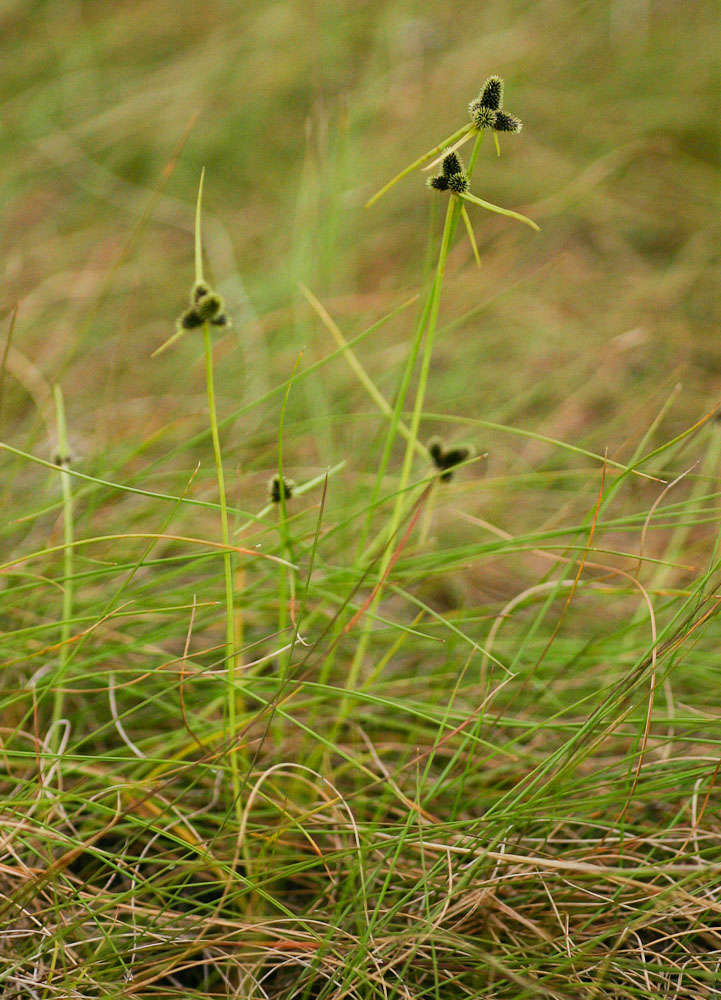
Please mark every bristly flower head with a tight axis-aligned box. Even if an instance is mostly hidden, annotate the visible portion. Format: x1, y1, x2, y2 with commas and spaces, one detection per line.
478, 75, 504, 111
427, 437, 473, 482
428, 150, 468, 195
442, 151, 464, 176
468, 75, 522, 134
178, 308, 204, 330
269, 475, 294, 503
176, 279, 230, 332
472, 105, 496, 130
195, 291, 225, 322
447, 171, 469, 194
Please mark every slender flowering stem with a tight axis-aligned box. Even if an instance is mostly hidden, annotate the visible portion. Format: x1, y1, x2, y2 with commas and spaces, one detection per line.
350, 134, 487, 678
195, 171, 241, 810
402, 198, 456, 492
203, 331, 238, 715
357, 134, 485, 561
341, 198, 456, 722
52, 385, 73, 745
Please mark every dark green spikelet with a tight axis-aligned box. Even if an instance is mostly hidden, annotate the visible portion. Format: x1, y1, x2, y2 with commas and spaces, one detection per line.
442, 151, 464, 177
179, 307, 203, 330
469, 100, 497, 130
269, 475, 294, 503
479, 75, 504, 111
493, 110, 522, 133
53, 452, 72, 467
428, 175, 449, 191
439, 446, 471, 481
447, 172, 468, 194
427, 437, 472, 482
211, 312, 230, 327
427, 437, 444, 465
195, 291, 224, 322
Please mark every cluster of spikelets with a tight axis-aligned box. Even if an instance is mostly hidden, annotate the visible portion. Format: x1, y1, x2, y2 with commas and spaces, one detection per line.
427, 151, 469, 194
418, 74, 538, 240
177, 281, 229, 331
468, 75, 521, 133
269, 474, 294, 503
427, 437, 473, 482
426, 77, 522, 195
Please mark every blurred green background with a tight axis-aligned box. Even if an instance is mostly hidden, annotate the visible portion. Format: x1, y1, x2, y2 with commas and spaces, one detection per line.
2, 0, 719, 469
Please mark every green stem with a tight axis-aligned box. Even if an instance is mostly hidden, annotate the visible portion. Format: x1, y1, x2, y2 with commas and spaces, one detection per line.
342, 132, 486, 727
399, 197, 455, 504
354, 275, 435, 563
52, 385, 73, 745
340, 198, 456, 720
194, 169, 241, 809
276, 371, 296, 679
203, 324, 239, 801
365, 123, 473, 208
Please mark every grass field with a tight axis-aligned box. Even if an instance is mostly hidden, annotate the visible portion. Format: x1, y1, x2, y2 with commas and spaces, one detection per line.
2, 1, 721, 997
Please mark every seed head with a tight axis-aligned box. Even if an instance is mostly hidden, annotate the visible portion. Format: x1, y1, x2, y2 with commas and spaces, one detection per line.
442, 151, 464, 177
469, 101, 497, 130
468, 75, 522, 134
178, 308, 203, 330
478, 75, 504, 111
195, 292, 224, 322
177, 280, 230, 334
493, 110, 522, 133
428, 151, 468, 196
446, 172, 468, 194
269, 475, 294, 503
427, 437, 473, 482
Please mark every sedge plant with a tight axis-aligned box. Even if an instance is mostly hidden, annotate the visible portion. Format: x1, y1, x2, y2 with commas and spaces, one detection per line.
171, 169, 241, 812
339, 75, 539, 723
